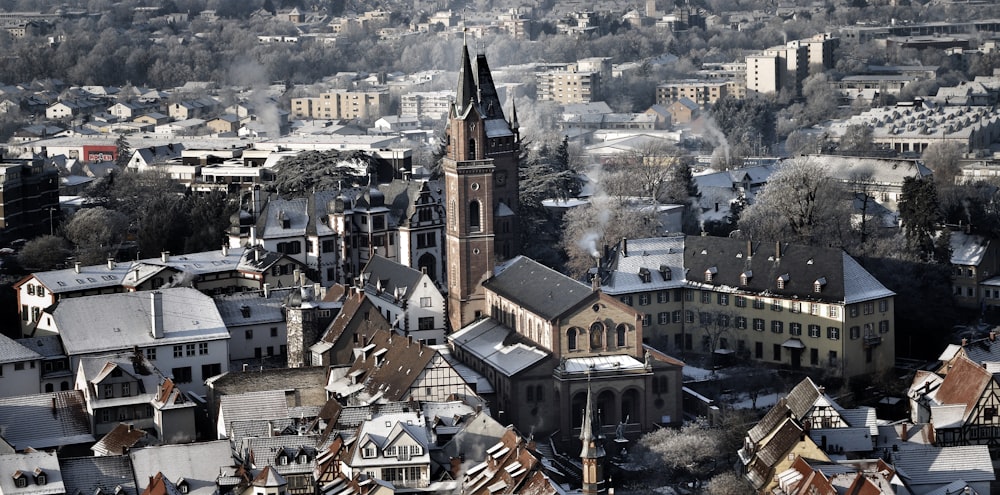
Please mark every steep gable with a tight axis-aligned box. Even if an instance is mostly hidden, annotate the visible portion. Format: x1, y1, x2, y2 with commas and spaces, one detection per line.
934, 354, 994, 420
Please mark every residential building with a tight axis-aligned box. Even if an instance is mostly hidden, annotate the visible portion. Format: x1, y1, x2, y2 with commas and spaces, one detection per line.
536, 59, 611, 104
90, 422, 148, 455
400, 90, 454, 121
443, 42, 521, 331
656, 79, 733, 108
599, 235, 896, 379
214, 287, 292, 364
235, 436, 319, 495
20, 335, 72, 394
949, 230, 1000, 310
342, 410, 431, 489
805, 155, 932, 212
290, 89, 390, 121
15, 246, 300, 336
167, 98, 218, 120
771, 456, 896, 495
360, 255, 447, 344
326, 327, 478, 405
0, 333, 41, 397
746, 34, 837, 96
41, 288, 230, 396
450, 256, 685, 441
74, 353, 196, 440
310, 288, 392, 368
0, 158, 59, 246
215, 389, 291, 440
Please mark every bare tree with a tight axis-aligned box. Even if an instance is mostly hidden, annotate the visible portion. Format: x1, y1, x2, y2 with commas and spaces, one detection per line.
738, 158, 851, 247
921, 141, 965, 187
561, 197, 663, 278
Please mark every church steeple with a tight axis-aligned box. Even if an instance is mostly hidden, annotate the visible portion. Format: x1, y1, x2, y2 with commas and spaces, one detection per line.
455, 39, 477, 118
580, 380, 607, 495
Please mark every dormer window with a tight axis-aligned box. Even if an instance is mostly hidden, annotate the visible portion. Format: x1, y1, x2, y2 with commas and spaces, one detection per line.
278, 454, 288, 465
362, 444, 377, 459
814, 277, 827, 293
741, 271, 752, 286
659, 265, 671, 281
705, 266, 717, 282
13, 472, 27, 488
298, 453, 308, 464
638, 267, 651, 283
177, 480, 189, 494
776, 274, 789, 290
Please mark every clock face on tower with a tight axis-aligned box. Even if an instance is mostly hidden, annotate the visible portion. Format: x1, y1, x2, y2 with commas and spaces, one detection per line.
495, 170, 507, 186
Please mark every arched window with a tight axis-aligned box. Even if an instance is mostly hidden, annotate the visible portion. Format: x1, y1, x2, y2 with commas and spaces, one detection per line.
590, 322, 605, 350
616, 324, 627, 347
467, 138, 476, 159
45, 383, 53, 393
469, 200, 481, 232
567, 328, 578, 351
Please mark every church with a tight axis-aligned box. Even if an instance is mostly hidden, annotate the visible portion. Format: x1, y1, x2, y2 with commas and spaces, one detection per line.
443, 42, 684, 448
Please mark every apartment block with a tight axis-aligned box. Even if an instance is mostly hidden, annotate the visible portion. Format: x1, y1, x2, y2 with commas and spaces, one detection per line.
290, 88, 390, 120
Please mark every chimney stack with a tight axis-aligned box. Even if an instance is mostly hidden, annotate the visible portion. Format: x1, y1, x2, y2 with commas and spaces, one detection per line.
74, 261, 81, 274
249, 226, 258, 246
108, 258, 115, 270
263, 283, 271, 299
746, 239, 752, 258
150, 291, 164, 339
775, 242, 782, 259
622, 237, 628, 257
161, 251, 170, 262
222, 244, 229, 257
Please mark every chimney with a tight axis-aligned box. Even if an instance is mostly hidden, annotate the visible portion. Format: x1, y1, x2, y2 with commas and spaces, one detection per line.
746, 239, 752, 258
622, 237, 628, 257
108, 258, 115, 270
128, 423, 134, 432
74, 261, 81, 274
293, 268, 302, 285
775, 241, 781, 259
249, 226, 258, 245
252, 184, 262, 218
150, 291, 164, 339
133, 267, 140, 282
161, 251, 170, 262
222, 244, 229, 257
962, 338, 968, 347
901, 422, 908, 440
253, 247, 260, 263
449, 455, 464, 478
263, 283, 271, 299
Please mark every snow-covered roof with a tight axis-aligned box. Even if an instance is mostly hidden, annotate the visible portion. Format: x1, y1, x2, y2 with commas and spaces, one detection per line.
448, 319, 549, 377
950, 231, 989, 266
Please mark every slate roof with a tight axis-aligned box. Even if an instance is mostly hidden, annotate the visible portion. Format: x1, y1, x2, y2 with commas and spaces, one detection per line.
240, 436, 319, 476
60, 455, 138, 495
378, 179, 443, 228
218, 390, 289, 439
600, 235, 686, 295
129, 440, 233, 495
0, 390, 94, 450
892, 444, 995, 486
214, 288, 291, 327
483, 256, 592, 321
52, 288, 229, 356
361, 255, 425, 302
16, 335, 65, 358
0, 451, 64, 495
683, 236, 894, 304
0, 331, 42, 364
461, 428, 558, 495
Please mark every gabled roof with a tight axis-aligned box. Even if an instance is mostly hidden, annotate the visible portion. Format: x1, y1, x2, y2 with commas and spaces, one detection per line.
317, 290, 391, 346
931, 354, 994, 420
950, 231, 990, 266
219, 390, 289, 439
140, 472, 184, 495
214, 287, 291, 327
52, 288, 228, 356
0, 390, 93, 450
448, 319, 550, 377
0, 451, 64, 495
341, 328, 437, 402
0, 332, 42, 364
460, 428, 558, 495
601, 236, 686, 295
60, 455, 138, 495
483, 256, 592, 321
129, 441, 233, 495
252, 466, 287, 487
91, 423, 147, 456
892, 444, 995, 486
361, 255, 426, 303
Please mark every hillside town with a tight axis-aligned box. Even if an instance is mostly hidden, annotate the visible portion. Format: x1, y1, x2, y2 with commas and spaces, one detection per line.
0, 0, 998, 494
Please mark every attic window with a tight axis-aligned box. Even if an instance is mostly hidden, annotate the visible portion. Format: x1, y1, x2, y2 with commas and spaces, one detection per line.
177, 480, 189, 494
240, 305, 251, 318
362, 444, 377, 458
638, 267, 651, 283
278, 454, 288, 465
659, 265, 671, 281
705, 266, 717, 282
814, 277, 827, 293
13, 472, 27, 488
776, 274, 789, 290
740, 271, 752, 286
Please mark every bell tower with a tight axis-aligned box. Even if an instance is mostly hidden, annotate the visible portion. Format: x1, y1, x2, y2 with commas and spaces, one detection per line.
444, 41, 520, 332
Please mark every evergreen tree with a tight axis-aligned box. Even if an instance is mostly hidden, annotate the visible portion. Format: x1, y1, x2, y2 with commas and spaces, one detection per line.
899, 176, 945, 262
114, 133, 132, 169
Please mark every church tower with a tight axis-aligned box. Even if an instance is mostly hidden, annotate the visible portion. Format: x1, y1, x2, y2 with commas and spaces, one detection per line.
444, 42, 520, 332
580, 382, 607, 495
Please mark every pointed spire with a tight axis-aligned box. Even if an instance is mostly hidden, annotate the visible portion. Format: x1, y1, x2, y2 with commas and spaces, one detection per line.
579, 377, 605, 459
455, 37, 477, 117
510, 99, 520, 131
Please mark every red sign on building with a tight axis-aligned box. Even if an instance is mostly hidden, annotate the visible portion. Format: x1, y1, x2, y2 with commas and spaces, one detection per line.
83, 145, 117, 163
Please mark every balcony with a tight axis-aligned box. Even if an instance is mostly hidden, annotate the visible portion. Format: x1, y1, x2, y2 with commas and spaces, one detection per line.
863, 335, 882, 347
